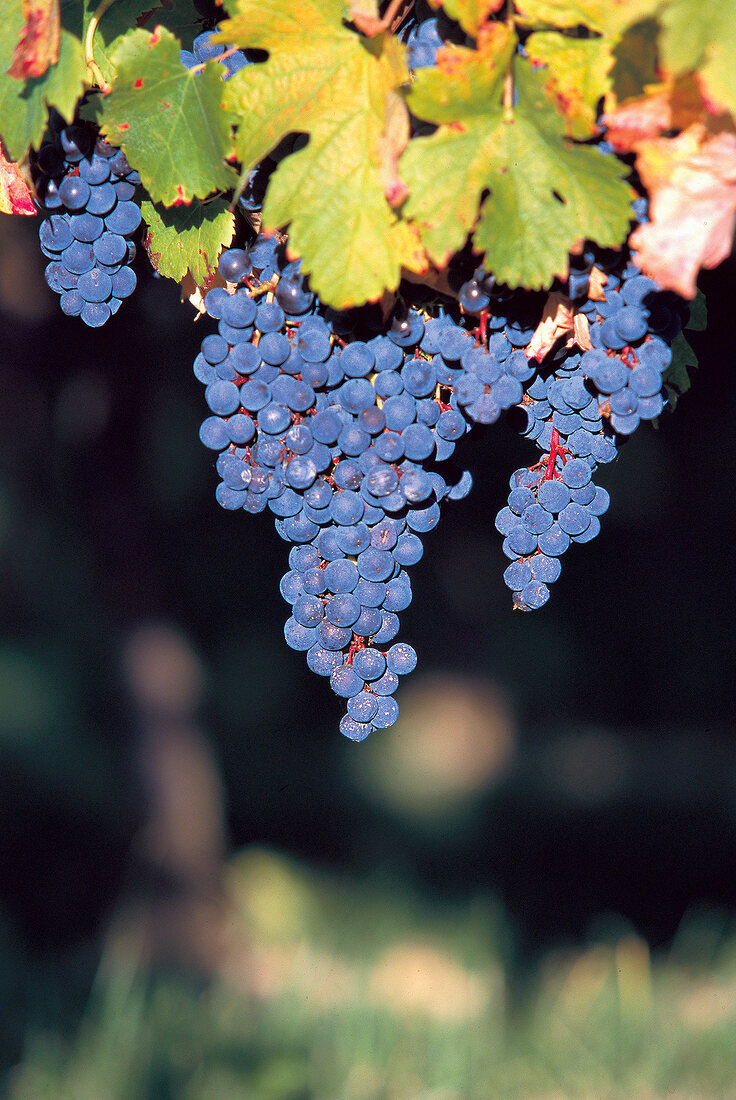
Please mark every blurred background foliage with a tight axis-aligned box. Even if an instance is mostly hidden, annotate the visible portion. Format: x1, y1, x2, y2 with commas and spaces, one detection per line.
1, 210, 736, 1097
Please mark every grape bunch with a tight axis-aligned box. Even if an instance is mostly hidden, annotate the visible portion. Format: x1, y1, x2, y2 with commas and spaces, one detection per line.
195, 236, 478, 740
194, 218, 686, 738
35, 119, 140, 327
179, 30, 250, 80
491, 244, 686, 609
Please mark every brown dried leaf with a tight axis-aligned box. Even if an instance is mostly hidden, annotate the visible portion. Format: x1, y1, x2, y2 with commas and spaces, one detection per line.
0, 142, 36, 215
8, 0, 60, 80
587, 265, 608, 301
571, 311, 593, 351
526, 292, 575, 361
630, 121, 736, 298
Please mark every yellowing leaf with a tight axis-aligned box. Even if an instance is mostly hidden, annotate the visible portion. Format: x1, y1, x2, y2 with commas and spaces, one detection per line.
629, 122, 736, 298
526, 32, 612, 138
514, 0, 659, 39
427, 0, 505, 37
0, 140, 35, 213
403, 50, 634, 288
8, 0, 60, 79
219, 0, 424, 308
658, 0, 736, 117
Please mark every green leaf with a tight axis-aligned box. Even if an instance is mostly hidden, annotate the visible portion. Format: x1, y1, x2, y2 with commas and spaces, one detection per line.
658, 0, 736, 117
514, 0, 660, 38
141, 198, 235, 284
663, 330, 697, 412
90, 26, 236, 205
403, 49, 634, 288
218, 0, 426, 308
0, 12, 86, 160
427, 0, 505, 38
77, 0, 201, 87
686, 288, 707, 331
526, 31, 612, 138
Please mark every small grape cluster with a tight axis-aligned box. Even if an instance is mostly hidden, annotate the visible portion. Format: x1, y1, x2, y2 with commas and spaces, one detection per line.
195, 220, 686, 737
492, 246, 686, 609
179, 30, 250, 79
35, 119, 140, 327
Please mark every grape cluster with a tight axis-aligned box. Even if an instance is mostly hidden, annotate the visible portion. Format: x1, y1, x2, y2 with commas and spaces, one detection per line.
195, 218, 685, 736
179, 30, 250, 80
195, 236, 478, 739
404, 17, 444, 68
36, 120, 140, 327
491, 246, 686, 609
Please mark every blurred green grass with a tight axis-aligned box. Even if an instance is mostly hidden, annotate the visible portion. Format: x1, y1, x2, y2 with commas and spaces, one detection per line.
5, 847, 736, 1100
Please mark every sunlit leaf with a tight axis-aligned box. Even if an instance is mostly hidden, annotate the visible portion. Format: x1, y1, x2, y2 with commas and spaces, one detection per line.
90, 26, 236, 205
526, 31, 612, 138
659, 0, 736, 117
629, 122, 736, 299
427, 0, 505, 37
403, 44, 634, 288
218, 0, 426, 308
141, 197, 235, 285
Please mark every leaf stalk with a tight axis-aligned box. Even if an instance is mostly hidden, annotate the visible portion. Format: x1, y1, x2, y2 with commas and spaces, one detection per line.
84, 0, 118, 92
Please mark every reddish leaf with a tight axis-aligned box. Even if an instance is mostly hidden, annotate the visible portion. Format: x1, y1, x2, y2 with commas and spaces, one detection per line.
8, 0, 61, 80
0, 143, 36, 215
630, 122, 736, 298
603, 76, 705, 152
603, 89, 673, 151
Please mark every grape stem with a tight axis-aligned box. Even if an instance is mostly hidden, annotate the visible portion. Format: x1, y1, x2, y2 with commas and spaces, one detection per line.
188, 46, 242, 76
84, 0, 118, 92
351, 0, 413, 37
542, 428, 569, 480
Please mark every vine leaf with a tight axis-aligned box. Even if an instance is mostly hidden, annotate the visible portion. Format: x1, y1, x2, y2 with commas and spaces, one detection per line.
610, 18, 659, 103
427, 0, 505, 37
629, 122, 736, 299
513, 0, 659, 39
664, 330, 697, 412
686, 287, 707, 331
9, 0, 60, 79
141, 197, 235, 285
526, 32, 612, 139
602, 76, 704, 152
0, 13, 86, 160
402, 45, 634, 289
88, 26, 236, 206
658, 0, 736, 118
0, 141, 36, 213
79, 0, 201, 88
219, 0, 426, 308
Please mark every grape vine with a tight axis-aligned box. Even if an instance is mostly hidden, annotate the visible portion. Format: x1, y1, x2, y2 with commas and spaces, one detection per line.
0, 0, 728, 738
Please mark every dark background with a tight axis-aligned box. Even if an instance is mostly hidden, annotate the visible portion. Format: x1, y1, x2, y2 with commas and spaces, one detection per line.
0, 212, 734, 1068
